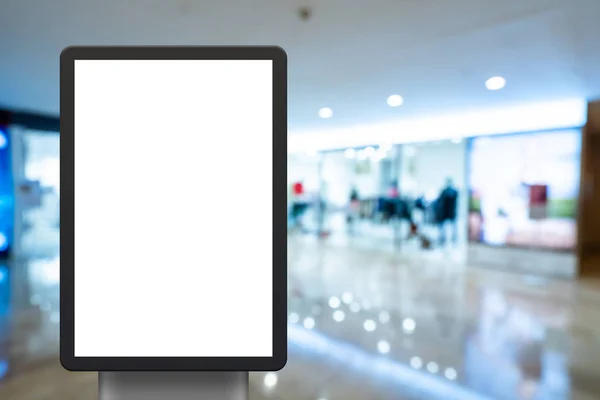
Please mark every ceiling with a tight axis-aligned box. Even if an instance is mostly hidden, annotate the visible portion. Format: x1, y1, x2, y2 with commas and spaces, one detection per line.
1, 0, 600, 133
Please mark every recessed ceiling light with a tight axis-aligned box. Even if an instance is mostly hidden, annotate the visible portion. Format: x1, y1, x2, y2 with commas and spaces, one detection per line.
372, 151, 386, 162
485, 76, 506, 91
387, 94, 404, 107
344, 148, 356, 159
318, 107, 333, 119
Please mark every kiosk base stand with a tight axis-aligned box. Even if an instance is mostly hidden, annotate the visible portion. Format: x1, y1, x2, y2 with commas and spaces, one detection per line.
99, 372, 248, 400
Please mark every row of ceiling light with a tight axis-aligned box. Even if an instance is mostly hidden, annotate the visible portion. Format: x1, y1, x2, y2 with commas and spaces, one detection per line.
317, 76, 507, 119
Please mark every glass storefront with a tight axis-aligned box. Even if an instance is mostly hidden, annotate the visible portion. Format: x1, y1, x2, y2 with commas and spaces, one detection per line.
19, 130, 60, 257
289, 140, 469, 259
289, 128, 581, 269
467, 129, 580, 252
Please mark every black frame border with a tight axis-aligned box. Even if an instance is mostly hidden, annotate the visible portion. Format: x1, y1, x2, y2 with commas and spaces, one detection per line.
60, 46, 288, 372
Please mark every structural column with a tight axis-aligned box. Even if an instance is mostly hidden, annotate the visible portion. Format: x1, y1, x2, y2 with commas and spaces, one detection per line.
578, 100, 600, 277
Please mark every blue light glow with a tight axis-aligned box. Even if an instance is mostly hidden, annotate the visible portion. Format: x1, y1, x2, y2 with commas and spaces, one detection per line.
0, 233, 7, 251
0, 360, 8, 380
0, 130, 6, 150
288, 324, 492, 400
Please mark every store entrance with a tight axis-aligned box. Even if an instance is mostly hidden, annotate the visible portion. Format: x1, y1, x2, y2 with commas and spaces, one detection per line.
397, 140, 467, 261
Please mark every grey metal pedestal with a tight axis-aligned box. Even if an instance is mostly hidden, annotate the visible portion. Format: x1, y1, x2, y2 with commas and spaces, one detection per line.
99, 372, 248, 400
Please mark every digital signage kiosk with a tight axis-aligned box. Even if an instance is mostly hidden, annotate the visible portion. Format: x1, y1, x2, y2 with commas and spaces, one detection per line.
60, 46, 287, 398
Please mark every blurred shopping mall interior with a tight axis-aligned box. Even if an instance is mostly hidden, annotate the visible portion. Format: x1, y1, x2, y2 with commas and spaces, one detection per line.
3, 0, 600, 399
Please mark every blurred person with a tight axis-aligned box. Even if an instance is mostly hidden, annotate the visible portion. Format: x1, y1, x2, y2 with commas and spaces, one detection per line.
414, 193, 426, 212
396, 196, 418, 239
381, 181, 399, 222
413, 193, 427, 226
346, 187, 360, 233
422, 189, 440, 225
289, 180, 309, 232
349, 187, 360, 205
437, 177, 459, 246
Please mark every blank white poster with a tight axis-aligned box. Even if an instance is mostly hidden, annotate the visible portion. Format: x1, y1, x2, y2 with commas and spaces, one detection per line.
73, 59, 273, 358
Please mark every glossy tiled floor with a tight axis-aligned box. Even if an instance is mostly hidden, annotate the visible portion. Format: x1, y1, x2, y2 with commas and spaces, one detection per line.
2, 235, 600, 399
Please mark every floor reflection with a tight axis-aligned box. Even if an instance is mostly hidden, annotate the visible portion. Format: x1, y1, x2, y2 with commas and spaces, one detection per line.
465, 289, 569, 399
0, 257, 60, 381
287, 235, 600, 400
1, 237, 600, 400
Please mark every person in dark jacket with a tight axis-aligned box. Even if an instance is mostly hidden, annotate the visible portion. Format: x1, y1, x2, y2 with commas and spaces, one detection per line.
437, 177, 459, 246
